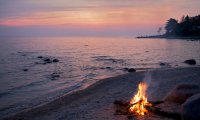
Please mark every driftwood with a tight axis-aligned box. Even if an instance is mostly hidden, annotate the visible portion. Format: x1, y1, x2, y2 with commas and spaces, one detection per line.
113, 100, 181, 120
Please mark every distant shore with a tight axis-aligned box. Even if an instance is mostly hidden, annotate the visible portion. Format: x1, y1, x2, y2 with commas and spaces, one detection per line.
3, 66, 200, 120
136, 35, 200, 40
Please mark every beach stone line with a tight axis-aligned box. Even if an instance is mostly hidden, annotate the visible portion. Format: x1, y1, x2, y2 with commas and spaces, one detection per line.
181, 93, 200, 120
164, 84, 200, 104
184, 59, 196, 65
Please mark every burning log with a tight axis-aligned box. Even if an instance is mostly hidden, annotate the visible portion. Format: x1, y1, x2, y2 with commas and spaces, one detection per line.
129, 82, 152, 115
114, 100, 164, 108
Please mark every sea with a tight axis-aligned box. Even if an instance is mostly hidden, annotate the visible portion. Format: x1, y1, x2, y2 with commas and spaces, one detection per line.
0, 36, 200, 117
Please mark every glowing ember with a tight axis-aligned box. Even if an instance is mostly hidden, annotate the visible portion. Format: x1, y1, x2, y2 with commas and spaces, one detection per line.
129, 82, 151, 115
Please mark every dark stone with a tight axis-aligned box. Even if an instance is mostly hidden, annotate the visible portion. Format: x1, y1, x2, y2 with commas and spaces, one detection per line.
52, 74, 60, 78
44, 58, 51, 62
37, 56, 43, 58
181, 93, 200, 120
164, 84, 200, 104
51, 73, 60, 80
52, 59, 59, 62
184, 59, 196, 65
106, 67, 112, 69
43, 58, 52, 64
23, 69, 28, 72
160, 62, 166, 66
128, 68, 136, 72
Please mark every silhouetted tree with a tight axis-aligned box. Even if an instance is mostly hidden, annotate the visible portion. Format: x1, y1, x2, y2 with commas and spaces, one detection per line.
180, 15, 185, 23
157, 27, 162, 35
165, 18, 178, 35
164, 14, 200, 36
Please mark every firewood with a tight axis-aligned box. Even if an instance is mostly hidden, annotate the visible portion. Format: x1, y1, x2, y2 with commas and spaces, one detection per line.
114, 99, 164, 107
126, 102, 138, 109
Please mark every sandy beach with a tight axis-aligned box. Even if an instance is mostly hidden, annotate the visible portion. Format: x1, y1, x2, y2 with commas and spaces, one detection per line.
1, 1, 200, 120
3, 66, 200, 120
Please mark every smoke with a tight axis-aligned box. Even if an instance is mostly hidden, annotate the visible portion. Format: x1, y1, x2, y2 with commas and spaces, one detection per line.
143, 71, 152, 88
142, 70, 153, 99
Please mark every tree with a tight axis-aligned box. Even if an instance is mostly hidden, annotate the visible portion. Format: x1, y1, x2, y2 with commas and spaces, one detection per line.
180, 15, 185, 23
164, 14, 200, 36
165, 18, 178, 35
178, 15, 192, 36
157, 27, 162, 35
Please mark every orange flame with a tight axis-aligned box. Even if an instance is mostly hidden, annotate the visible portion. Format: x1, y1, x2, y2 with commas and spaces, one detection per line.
129, 82, 151, 115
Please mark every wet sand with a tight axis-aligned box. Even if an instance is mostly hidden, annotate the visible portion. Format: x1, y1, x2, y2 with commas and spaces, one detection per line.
3, 66, 200, 120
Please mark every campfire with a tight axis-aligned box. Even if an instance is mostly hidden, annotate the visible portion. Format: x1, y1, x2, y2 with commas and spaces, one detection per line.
113, 81, 181, 119
129, 82, 151, 115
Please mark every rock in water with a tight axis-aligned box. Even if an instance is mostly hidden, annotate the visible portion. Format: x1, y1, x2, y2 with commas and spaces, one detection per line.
159, 62, 166, 66
37, 56, 43, 58
44, 58, 51, 62
181, 93, 200, 120
128, 68, 136, 72
106, 67, 112, 70
53, 59, 59, 62
184, 59, 196, 65
23, 69, 28, 72
164, 84, 200, 104
51, 73, 60, 80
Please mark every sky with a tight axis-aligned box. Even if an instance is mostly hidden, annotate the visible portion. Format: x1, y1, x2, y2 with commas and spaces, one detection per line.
0, 0, 199, 37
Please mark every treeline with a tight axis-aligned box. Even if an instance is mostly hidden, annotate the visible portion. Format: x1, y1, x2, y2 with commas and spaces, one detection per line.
165, 15, 200, 36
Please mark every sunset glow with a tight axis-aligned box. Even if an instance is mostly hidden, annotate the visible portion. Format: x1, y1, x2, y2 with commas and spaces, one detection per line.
0, 7, 168, 27
0, 0, 199, 36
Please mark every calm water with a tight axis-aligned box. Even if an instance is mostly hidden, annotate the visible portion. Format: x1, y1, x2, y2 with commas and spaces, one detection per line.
0, 37, 200, 117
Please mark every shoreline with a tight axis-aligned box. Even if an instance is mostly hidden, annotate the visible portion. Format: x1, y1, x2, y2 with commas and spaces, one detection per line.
136, 35, 200, 40
3, 66, 200, 120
